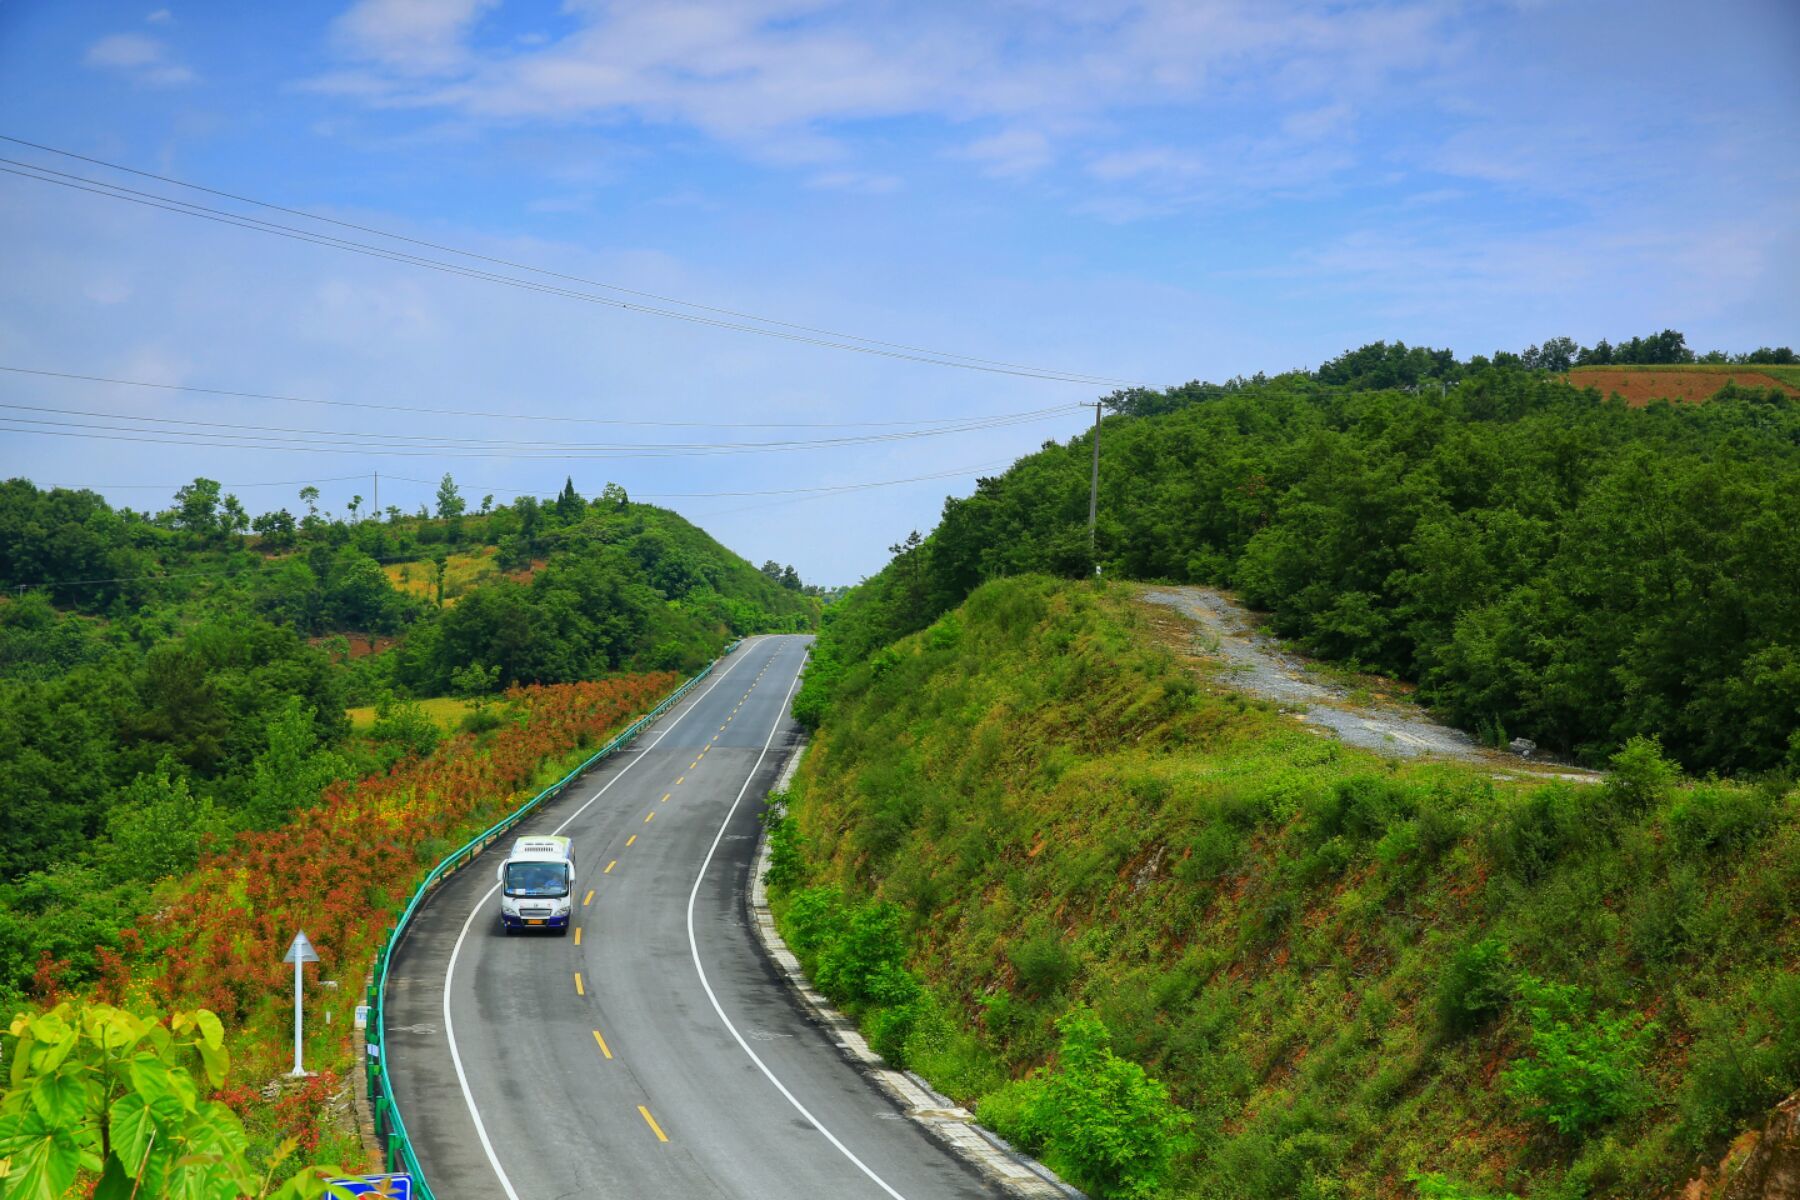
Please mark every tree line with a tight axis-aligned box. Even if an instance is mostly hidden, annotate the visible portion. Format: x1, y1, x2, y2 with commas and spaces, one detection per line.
799, 351, 1799, 773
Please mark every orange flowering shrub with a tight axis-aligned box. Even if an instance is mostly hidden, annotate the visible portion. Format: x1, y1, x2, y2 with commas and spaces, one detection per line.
143, 674, 679, 1021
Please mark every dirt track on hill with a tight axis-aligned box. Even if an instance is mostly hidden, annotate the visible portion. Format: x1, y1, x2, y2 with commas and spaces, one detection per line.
1139, 585, 1597, 781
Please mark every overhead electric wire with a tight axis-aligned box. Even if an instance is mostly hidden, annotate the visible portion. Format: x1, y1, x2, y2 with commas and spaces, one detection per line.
0, 134, 1140, 388
381, 459, 1012, 500
0, 148, 1137, 387
0, 364, 1084, 431
45, 473, 369, 490
0, 399, 1069, 458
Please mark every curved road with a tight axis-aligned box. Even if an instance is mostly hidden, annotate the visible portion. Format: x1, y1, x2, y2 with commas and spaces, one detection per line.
384, 635, 1000, 1200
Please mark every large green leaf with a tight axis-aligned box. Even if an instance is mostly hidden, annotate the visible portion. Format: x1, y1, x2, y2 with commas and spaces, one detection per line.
127, 1055, 198, 1114
107, 1092, 157, 1180
0, 1110, 81, 1200
26, 1066, 87, 1129
195, 1038, 229, 1089
192, 1010, 225, 1052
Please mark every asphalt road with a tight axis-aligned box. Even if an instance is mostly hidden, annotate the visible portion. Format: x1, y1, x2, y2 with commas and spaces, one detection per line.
384, 635, 1001, 1200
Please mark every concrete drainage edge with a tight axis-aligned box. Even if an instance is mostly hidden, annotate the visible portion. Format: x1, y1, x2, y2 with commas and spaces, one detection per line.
750, 739, 1085, 1200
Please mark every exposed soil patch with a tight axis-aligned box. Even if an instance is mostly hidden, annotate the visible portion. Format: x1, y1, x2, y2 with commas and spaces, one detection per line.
1566, 367, 1797, 406
1138, 584, 1596, 780
307, 632, 398, 660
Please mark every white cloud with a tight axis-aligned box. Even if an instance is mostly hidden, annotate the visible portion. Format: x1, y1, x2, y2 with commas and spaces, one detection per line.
306, 0, 1446, 183
331, 0, 500, 76
145, 9, 173, 24
84, 32, 195, 86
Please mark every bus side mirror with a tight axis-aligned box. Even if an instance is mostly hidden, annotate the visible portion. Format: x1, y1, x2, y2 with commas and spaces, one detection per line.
496, 864, 505, 884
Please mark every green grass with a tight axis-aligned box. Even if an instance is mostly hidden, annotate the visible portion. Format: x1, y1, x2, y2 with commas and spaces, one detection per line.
346, 695, 475, 731
781, 575, 1800, 1199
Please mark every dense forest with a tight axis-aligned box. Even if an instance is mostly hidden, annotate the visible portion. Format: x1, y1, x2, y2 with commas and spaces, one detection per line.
798, 336, 1799, 774
0, 474, 815, 1010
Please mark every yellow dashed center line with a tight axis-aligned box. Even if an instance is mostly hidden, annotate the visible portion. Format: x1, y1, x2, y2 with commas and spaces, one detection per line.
661, 792, 671, 804
644, 811, 655, 824
626, 835, 637, 847
605, 860, 617, 873
690, 760, 699, 770
574, 972, 585, 997
574, 927, 582, 946
676, 775, 685, 785
592, 1030, 613, 1060
638, 1106, 669, 1143
583, 890, 594, 906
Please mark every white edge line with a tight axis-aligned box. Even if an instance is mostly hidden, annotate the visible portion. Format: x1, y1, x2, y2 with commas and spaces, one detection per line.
440, 638, 765, 1200
684, 643, 909, 1200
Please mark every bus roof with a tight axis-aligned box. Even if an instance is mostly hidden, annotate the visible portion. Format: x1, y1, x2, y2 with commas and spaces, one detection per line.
509, 835, 572, 860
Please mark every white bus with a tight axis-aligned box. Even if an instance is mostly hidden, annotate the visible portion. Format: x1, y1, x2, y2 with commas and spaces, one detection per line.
497, 835, 576, 935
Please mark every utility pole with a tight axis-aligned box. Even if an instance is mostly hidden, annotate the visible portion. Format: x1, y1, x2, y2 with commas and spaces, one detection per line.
372, 471, 379, 523
1088, 401, 1102, 576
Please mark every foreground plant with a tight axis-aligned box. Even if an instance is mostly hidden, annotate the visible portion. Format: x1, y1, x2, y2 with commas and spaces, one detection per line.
0, 1002, 349, 1199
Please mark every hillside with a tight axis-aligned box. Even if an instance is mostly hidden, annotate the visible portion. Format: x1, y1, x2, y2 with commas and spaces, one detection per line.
795, 365, 1800, 774
0, 474, 816, 1008
774, 575, 1800, 1199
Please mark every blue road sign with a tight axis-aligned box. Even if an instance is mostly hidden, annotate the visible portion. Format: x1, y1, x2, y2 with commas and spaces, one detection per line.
325, 1175, 412, 1199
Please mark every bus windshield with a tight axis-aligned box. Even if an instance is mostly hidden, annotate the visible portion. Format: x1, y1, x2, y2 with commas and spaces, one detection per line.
503, 861, 568, 898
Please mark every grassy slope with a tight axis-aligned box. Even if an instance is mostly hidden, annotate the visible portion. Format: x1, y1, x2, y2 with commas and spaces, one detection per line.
785, 576, 1800, 1199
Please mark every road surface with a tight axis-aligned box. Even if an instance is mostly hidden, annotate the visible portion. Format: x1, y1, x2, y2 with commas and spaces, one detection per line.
383, 634, 1000, 1200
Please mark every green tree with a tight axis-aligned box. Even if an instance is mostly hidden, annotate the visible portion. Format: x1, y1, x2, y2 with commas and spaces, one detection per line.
246, 697, 344, 828
434, 475, 464, 520
103, 758, 218, 882
170, 479, 223, 541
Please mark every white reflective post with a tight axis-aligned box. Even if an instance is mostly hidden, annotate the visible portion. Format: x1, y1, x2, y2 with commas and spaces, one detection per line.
284, 931, 320, 1076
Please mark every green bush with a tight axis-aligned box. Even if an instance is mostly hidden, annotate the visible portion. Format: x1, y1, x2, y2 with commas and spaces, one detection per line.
1407, 1170, 1520, 1200
1603, 736, 1677, 814
1676, 974, 1800, 1148
761, 807, 807, 893
1008, 931, 1079, 1000
1503, 977, 1653, 1135
781, 885, 846, 958
1435, 936, 1514, 1037
979, 1008, 1191, 1199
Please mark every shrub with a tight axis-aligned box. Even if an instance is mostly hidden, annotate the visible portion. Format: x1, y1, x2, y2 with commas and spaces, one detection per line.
781, 885, 846, 959
980, 1008, 1192, 1199
1603, 735, 1677, 814
814, 899, 919, 1009
1434, 936, 1514, 1037
1488, 783, 1593, 883
1676, 974, 1800, 1148
1009, 932, 1079, 1001
1407, 1171, 1520, 1200
762, 808, 807, 893
1503, 977, 1652, 1135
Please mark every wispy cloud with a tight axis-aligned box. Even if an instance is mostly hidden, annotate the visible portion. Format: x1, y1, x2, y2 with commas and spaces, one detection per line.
307, 0, 1449, 201
85, 32, 195, 86
958, 129, 1054, 179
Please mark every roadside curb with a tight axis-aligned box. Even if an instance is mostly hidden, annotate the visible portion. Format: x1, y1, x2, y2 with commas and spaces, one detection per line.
750, 740, 1084, 1200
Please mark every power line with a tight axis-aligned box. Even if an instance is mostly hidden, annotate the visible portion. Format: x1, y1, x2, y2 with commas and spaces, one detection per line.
0, 146, 1139, 387
0, 400, 1072, 458
381, 459, 1012, 500
39, 474, 369, 490
0, 133, 1140, 387
0, 364, 1081, 431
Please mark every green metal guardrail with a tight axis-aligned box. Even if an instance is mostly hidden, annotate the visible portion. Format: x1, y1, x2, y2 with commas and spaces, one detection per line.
364, 644, 742, 1195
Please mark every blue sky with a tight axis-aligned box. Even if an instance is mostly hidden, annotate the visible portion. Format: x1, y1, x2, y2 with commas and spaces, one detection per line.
1, 0, 1796, 583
